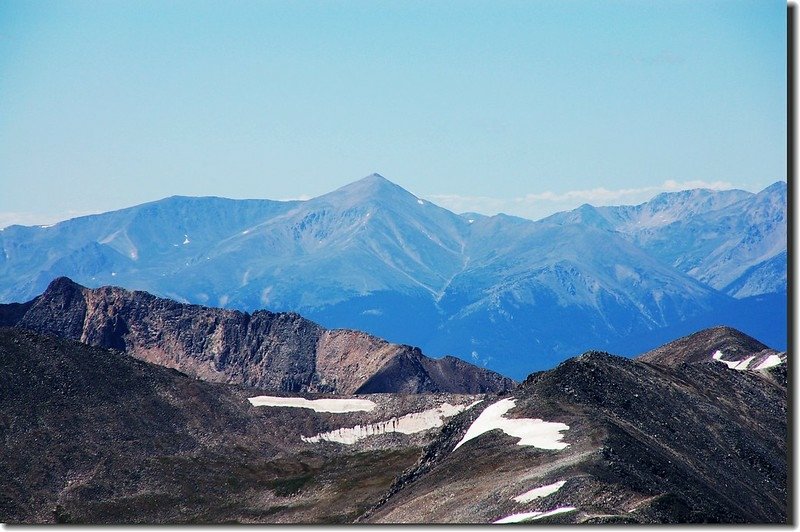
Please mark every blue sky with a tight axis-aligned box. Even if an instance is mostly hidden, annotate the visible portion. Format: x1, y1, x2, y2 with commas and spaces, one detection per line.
0, 0, 786, 225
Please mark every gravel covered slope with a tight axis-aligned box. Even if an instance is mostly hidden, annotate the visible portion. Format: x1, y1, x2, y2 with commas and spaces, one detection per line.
363, 352, 786, 524
0, 328, 482, 523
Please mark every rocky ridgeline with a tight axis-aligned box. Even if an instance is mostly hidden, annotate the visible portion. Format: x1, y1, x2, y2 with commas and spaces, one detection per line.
364, 350, 786, 523
1, 277, 513, 395
637, 325, 786, 368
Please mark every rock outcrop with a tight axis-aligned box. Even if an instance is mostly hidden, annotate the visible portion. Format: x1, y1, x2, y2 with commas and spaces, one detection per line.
2, 277, 513, 394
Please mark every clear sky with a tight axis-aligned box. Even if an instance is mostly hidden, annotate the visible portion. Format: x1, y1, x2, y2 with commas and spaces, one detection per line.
0, 0, 787, 226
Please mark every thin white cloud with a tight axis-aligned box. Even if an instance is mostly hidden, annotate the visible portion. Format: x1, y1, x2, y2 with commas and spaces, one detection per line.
426, 179, 737, 221
275, 194, 312, 202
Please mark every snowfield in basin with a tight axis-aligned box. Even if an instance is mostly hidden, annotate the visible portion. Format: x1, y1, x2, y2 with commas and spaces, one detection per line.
247, 395, 376, 413
302, 401, 481, 444
453, 398, 570, 451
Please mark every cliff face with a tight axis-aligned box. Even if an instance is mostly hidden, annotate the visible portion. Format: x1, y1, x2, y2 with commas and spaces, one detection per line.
6, 277, 513, 394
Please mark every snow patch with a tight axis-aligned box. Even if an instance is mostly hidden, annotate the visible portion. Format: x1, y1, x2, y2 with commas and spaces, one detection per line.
468, 219, 475, 224
712, 351, 740, 369
302, 401, 481, 444
111, 272, 117, 277
248, 396, 376, 413
39, 224, 56, 228
417, 199, 425, 205
493, 507, 576, 524
453, 398, 569, 452
513, 480, 566, 503
712, 350, 761, 370
756, 354, 783, 370
183, 234, 190, 244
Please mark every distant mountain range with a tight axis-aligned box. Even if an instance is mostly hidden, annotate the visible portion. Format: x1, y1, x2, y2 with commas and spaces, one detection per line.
0, 174, 786, 379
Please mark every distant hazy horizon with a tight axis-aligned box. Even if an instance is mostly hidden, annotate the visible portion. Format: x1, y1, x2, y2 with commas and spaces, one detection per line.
1, 1, 786, 226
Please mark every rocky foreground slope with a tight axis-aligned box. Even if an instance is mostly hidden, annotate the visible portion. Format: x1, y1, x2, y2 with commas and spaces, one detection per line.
363, 349, 786, 523
0, 327, 483, 523
0, 323, 786, 523
0, 277, 512, 395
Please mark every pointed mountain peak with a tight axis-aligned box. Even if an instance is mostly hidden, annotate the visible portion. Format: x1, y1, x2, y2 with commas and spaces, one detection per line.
541, 202, 614, 230
316, 173, 420, 207
43, 276, 85, 297
345, 172, 402, 191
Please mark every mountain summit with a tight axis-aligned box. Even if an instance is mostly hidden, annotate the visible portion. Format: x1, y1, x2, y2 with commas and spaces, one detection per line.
320, 173, 413, 204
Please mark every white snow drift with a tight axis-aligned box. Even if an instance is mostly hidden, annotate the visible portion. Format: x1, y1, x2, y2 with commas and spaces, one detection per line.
712, 350, 753, 370
513, 480, 567, 503
493, 506, 576, 524
756, 354, 783, 370
453, 398, 570, 452
301, 401, 480, 444
712, 350, 783, 371
247, 395, 376, 413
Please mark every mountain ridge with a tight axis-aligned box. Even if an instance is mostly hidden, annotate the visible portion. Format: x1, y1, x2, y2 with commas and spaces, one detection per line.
2, 277, 513, 394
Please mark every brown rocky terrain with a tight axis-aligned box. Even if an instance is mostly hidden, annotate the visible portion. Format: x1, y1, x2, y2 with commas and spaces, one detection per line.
1, 277, 513, 394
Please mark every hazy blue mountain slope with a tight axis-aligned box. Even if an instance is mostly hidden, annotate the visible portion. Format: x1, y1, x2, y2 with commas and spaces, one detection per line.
0, 175, 786, 379
546, 183, 787, 298
721, 251, 787, 298
0, 196, 299, 303
177, 175, 471, 311
426, 218, 734, 376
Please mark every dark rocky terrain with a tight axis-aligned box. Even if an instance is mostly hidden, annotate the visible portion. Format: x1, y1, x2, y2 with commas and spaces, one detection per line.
1, 322, 787, 524
638, 325, 784, 367
362, 347, 787, 523
0, 327, 483, 523
0, 277, 512, 395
